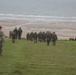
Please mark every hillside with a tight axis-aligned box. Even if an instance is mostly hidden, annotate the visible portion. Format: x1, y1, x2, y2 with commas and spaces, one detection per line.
0, 39, 76, 75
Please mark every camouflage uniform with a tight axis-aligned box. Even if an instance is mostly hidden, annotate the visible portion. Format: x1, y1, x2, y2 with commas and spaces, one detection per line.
52, 32, 57, 46
26, 33, 30, 40
0, 27, 4, 55
38, 32, 42, 42
46, 31, 51, 46
30, 32, 34, 41
11, 31, 16, 43
33, 32, 38, 43
13, 27, 18, 39
17, 27, 22, 39
42, 32, 46, 42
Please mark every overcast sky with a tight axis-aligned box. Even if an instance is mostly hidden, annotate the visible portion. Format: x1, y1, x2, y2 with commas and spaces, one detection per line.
0, 0, 76, 16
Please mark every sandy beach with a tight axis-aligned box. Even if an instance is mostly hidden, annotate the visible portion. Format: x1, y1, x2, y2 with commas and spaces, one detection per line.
1, 20, 76, 40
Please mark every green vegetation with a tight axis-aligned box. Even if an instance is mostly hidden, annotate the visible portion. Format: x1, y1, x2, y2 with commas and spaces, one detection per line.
0, 39, 76, 75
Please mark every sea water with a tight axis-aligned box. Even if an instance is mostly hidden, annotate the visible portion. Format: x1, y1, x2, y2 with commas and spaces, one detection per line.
0, 0, 76, 23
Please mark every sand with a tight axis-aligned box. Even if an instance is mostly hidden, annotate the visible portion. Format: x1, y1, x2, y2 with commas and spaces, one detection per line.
1, 20, 76, 40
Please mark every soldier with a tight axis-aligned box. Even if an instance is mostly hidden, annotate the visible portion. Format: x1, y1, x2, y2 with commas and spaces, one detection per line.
11, 31, 16, 43
33, 32, 38, 43
0, 26, 4, 56
17, 27, 23, 39
13, 27, 18, 39
46, 31, 51, 46
30, 32, 34, 41
38, 31, 42, 42
26, 32, 30, 40
52, 32, 57, 46
42, 32, 46, 42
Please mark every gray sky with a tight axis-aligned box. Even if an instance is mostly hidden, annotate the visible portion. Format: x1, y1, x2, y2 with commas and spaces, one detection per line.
0, 0, 76, 16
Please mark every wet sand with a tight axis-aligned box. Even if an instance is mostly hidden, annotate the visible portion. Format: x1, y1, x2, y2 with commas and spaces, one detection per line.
1, 20, 76, 40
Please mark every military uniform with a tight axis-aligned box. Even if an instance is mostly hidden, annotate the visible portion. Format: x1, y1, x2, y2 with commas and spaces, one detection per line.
18, 27, 22, 39
52, 32, 57, 46
46, 32, 51, 46
33, 32, 38, 43
26, 33, 30, 40
13, 27, 18, 39
0, 27, 4, 55
30, 32, 34, 41
42, 32, 46, 42
11, 31, 16, 43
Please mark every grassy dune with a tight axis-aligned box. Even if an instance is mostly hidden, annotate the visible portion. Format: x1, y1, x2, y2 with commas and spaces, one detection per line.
0, 39, 76, 75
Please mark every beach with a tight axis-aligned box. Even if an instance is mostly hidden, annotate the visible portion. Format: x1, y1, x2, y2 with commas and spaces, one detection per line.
0, 0, 76, 40
1, 19, 76, 40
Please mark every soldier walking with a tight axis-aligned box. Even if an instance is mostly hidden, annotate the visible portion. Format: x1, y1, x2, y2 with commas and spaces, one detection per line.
13, 27, 18, 39
18, 27, 23, 39
46, 31, 51, 46
0, 26, 4, 56
26, 32, 30, 40
11, 31, 16, 43
52, 32, 57, 46
33, 32, 38, 43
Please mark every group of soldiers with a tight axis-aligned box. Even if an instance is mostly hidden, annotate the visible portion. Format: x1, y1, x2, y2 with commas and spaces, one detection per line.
69, 37, 76, 41
26, 31, 57, 46
0, 26, 57, 56
9, 27, 23, 43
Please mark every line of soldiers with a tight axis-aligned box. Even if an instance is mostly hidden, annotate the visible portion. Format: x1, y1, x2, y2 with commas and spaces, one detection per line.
69, 37, 76, 41
0, 26, 57, 56
9, 27, 23, 43
26, 31, 57, 46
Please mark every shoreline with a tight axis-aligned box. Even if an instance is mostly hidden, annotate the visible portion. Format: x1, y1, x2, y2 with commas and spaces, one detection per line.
1, 20, 76, 40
